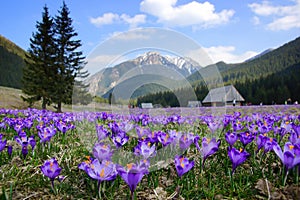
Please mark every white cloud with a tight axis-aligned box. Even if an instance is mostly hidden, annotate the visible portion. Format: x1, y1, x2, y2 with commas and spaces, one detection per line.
86, 54, 128, 74
109, 29, 154, 41
203, 46, 258, 64
248, 0, 300, 30
90, 13, 146, 28
251, 16, 260, 25
120, 14, 146, 28
90, 13, 119, 26
140, 0, 235, 28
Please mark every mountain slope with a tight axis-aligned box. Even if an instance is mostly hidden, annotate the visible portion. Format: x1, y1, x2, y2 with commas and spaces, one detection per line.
0, 35, 27, 88
188, 36, 300, 85
86, 51, 200, 96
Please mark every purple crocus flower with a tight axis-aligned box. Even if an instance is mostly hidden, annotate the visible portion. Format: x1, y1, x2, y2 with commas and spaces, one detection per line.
174, 155, 195, 178
78, 156, 95, 172
56, 120, 68, 134
179, 133, 195, 150
40, 157, 62, 180
86, 159, 117, 182
0, 134, 7, 152
201, 137, 221, 167
157, 131, 173, 146
38, 126, 57, 143
15, 134, 36, 158
135, 126, 151, 139
112, 132, 129, 148
225, 131, 238, 147
7, 145, 12, 156
117, 162, 149, 199
289, 131, 300, 145
263, 137, 277, 154
40, 157, 62, 192
95, 124, 110, 141
239, 132, 255, 147
273, 142, 300, 170
228, 147, 251, 175
93, 143, 113, 161
133, 141, 156, 159
256, 134, 267, 153
207, 121, 221, 134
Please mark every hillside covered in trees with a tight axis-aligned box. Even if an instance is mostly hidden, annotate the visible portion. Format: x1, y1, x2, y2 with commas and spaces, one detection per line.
0, 35, 27, 88
137, 36, 300, 107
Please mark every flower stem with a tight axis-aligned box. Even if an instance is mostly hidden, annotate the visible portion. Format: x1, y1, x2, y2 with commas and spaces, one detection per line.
283, 170, 289, 186
50, 179, 57, 195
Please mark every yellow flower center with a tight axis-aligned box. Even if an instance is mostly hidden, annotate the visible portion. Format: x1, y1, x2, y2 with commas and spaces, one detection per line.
127, 163, 133, 170
289, 145, 294, 150
100, 169, 105, 177
239, 148, 243, 153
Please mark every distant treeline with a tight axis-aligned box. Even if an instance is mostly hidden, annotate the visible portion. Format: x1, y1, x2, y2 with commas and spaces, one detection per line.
137, 63, 300, 107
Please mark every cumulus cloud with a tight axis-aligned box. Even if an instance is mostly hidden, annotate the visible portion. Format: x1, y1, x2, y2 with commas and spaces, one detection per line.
90, 13, 146, 28
109, 29, 155, 41
86, 54, 128, 74
203, 46, 258, 64
140, 0, 235, 28
248, 0, 300, 30
90, 13, 119, 26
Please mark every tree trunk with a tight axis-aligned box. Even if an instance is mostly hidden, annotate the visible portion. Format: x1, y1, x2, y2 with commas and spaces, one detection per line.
57, 101, 62, 113
42, 97, 47, 110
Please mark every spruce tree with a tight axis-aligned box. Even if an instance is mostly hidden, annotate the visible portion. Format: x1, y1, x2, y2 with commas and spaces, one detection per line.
52, 1, 89, 112
22, 5, 56, 109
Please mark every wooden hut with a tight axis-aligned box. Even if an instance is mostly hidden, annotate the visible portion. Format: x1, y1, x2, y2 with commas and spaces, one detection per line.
202, 85, 245, 106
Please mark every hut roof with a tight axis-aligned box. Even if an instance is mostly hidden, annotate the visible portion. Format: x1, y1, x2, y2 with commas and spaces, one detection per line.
202, 85, 245, 103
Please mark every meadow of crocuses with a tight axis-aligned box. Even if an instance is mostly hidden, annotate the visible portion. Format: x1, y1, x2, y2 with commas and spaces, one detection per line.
1, 105, 300, 199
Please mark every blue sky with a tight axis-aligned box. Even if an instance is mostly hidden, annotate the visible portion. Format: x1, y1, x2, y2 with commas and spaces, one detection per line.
1, 0, 300, 74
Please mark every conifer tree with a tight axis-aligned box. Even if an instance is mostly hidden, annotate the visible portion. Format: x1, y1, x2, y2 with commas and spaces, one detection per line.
22, 5, 56, 109
52, 1, 89, 112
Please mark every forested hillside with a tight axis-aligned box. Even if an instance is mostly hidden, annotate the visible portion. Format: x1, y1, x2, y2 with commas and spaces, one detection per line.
0, 35, 26, 88
138, 36, 300, 106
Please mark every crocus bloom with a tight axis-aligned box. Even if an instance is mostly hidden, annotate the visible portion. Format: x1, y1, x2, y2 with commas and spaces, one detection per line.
239, 132, 255, 147
207, 121, 221, 134
225, 131, 238, 147
38, 126, 57, 143
86, 159, 117, 182
40, 157, 62, 180
135, 126, 151, 139
93, 143, 113, 161
256, 134, 267, 153
40, 157, 62, 192
7, 145, 12, 156
201, 137, 221, 166
179, 133, 195, 150
95, 124, 110, 141
174, 155, 194, 177
289, 131, 300, 145
55, 120, 70, 134
157, 131, 173, 146
78, 156, 94, 172
133, 141, 156, 159
112, 132, 129, 148
228, 147, 251, 175
273, 142, 300, 170
117, 162, 149, 198
15, 134, 36, 157
0, 134, 7, 152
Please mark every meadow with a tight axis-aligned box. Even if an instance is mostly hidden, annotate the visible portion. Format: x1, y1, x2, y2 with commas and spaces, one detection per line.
1, 105, 300, 199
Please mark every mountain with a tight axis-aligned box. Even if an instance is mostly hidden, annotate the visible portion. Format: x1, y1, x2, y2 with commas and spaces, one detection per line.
86, 51, 200, 96
0, 35, 27, 88
187, 36, 300, 85
245, 48, 274, 62
138, 36, 300, 106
